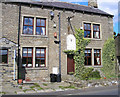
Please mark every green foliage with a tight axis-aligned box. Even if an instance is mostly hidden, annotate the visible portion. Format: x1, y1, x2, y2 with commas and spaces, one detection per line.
59, 85, 77, 89
63, 50, 75, 55
43, 83, 48, 86
74, 28, 91, 80
19, 86, 22, 89
89, 70, 101, 79
101, 38, 116, 77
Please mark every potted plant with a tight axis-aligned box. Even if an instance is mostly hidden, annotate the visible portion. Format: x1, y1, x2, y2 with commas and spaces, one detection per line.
18, 73, 23, 84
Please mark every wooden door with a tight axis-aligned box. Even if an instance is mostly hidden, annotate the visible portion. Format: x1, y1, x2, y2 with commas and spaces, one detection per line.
67, 54, 75, 74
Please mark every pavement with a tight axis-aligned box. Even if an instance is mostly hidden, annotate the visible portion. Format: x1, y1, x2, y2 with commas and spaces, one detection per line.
0, 79, 119, 95
26, 85, 119, 95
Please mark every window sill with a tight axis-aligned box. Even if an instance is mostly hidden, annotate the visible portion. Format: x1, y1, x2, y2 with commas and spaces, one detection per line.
0, 64, 8, 66
84, 38, 102, 41
85, 65, 103, 68
21, 34, 48, 38
25, 67, 48, 70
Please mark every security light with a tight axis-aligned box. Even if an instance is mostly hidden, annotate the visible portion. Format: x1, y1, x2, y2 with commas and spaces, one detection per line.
50, 11, 54, 20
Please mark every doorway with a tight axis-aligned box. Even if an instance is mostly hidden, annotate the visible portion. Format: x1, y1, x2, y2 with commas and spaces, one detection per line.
67, 54, 75, 74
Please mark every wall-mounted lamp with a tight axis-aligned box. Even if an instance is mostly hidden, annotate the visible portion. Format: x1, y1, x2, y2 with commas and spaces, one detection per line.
53, 23, 57, 28
50, 11, 54, 20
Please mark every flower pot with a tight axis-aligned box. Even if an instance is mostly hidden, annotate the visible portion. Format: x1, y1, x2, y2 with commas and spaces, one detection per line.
18, 79, 23, 84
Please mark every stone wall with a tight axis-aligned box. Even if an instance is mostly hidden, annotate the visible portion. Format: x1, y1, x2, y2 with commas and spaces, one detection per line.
1, 2, 113, 82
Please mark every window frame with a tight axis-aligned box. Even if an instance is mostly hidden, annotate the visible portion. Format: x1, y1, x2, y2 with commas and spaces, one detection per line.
0, 49, 8, 64
84, 23, 91, 38
35, 48, 46, 67
23, 17, 34, 35
93, 24, 100, 39
36, 18, 46, 35
22, 47, 33, 68
94, 49, 101, 65
84, 49, 92, 66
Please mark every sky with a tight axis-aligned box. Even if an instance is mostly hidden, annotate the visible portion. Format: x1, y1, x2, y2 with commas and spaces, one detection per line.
35, 0, 119, 34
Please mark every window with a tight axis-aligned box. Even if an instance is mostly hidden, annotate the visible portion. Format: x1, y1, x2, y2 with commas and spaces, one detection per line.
23, 17, 34, 35
36, 18, 46, 35
22, 48, 33, 67
0, 49, 8, 64
84, 23, 91, 38
93, 24, 100, 39
94, 49, 101, 65
35, 48, 46, 67
85, 49, 92, 65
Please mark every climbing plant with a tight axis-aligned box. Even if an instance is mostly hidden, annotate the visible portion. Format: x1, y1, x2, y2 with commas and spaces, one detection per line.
74, 28, 91, 80
101, 37, 116, 78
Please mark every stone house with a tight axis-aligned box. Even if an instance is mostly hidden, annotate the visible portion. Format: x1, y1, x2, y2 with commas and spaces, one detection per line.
0, 0, 113, 83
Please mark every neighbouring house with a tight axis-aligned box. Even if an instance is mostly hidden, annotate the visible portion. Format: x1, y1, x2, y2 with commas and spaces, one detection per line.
115, 34, 120, 72
0, 0, 114, 84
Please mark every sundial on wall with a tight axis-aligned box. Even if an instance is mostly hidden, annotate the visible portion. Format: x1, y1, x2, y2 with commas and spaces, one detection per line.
67, 34, 76, 50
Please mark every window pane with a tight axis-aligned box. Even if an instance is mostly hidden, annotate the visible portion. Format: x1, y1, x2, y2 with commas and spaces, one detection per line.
41, 19, 45, 26
85, 57, 87, 65
94, 50, 97, 53
28, 58, 32, 67
37, 19, 41, 26
85, 50, 87, 53
84, 24, 87, 29
23, 48, 27, 57
28, 48, 32, 57
35, 58, 40, 67
84, 31, 87, 37
41, 49, 45, 57
40, 58, 45, 67
2, 55, 7, 63
97, 26, 99, 31
88, 24, 91, 30
28, 26, 33, 34
88, 57, 91, 65
94, 58, 97, 65
24, 18, 29, 25
23, 26, 28, 34
1, 50, 7, 55
93, 32, 99, 38
36, 27, 40, 35
22, 58, 27, 67
41, 27, 45, 35
97, 50, 100, 53
87, 31, 91, 37
97, 58, 100, 65
29, 18, 33, 25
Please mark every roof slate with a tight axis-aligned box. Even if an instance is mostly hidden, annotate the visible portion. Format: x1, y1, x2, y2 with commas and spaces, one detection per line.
2, 0, 113, 17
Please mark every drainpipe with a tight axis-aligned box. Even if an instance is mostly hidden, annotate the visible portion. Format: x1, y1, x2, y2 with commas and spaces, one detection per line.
58, 12, 61, 76
13, 50, 16, 81
17, 3, 21, 81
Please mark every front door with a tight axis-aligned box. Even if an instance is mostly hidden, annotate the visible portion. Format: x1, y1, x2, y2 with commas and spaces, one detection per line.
67, 54, 75, 74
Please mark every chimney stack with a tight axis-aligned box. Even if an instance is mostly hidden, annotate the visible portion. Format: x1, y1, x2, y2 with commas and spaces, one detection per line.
88, 0, 98, 8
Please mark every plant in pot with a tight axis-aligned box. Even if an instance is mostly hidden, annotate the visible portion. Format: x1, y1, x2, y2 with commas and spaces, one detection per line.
18, 73, 23, 84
